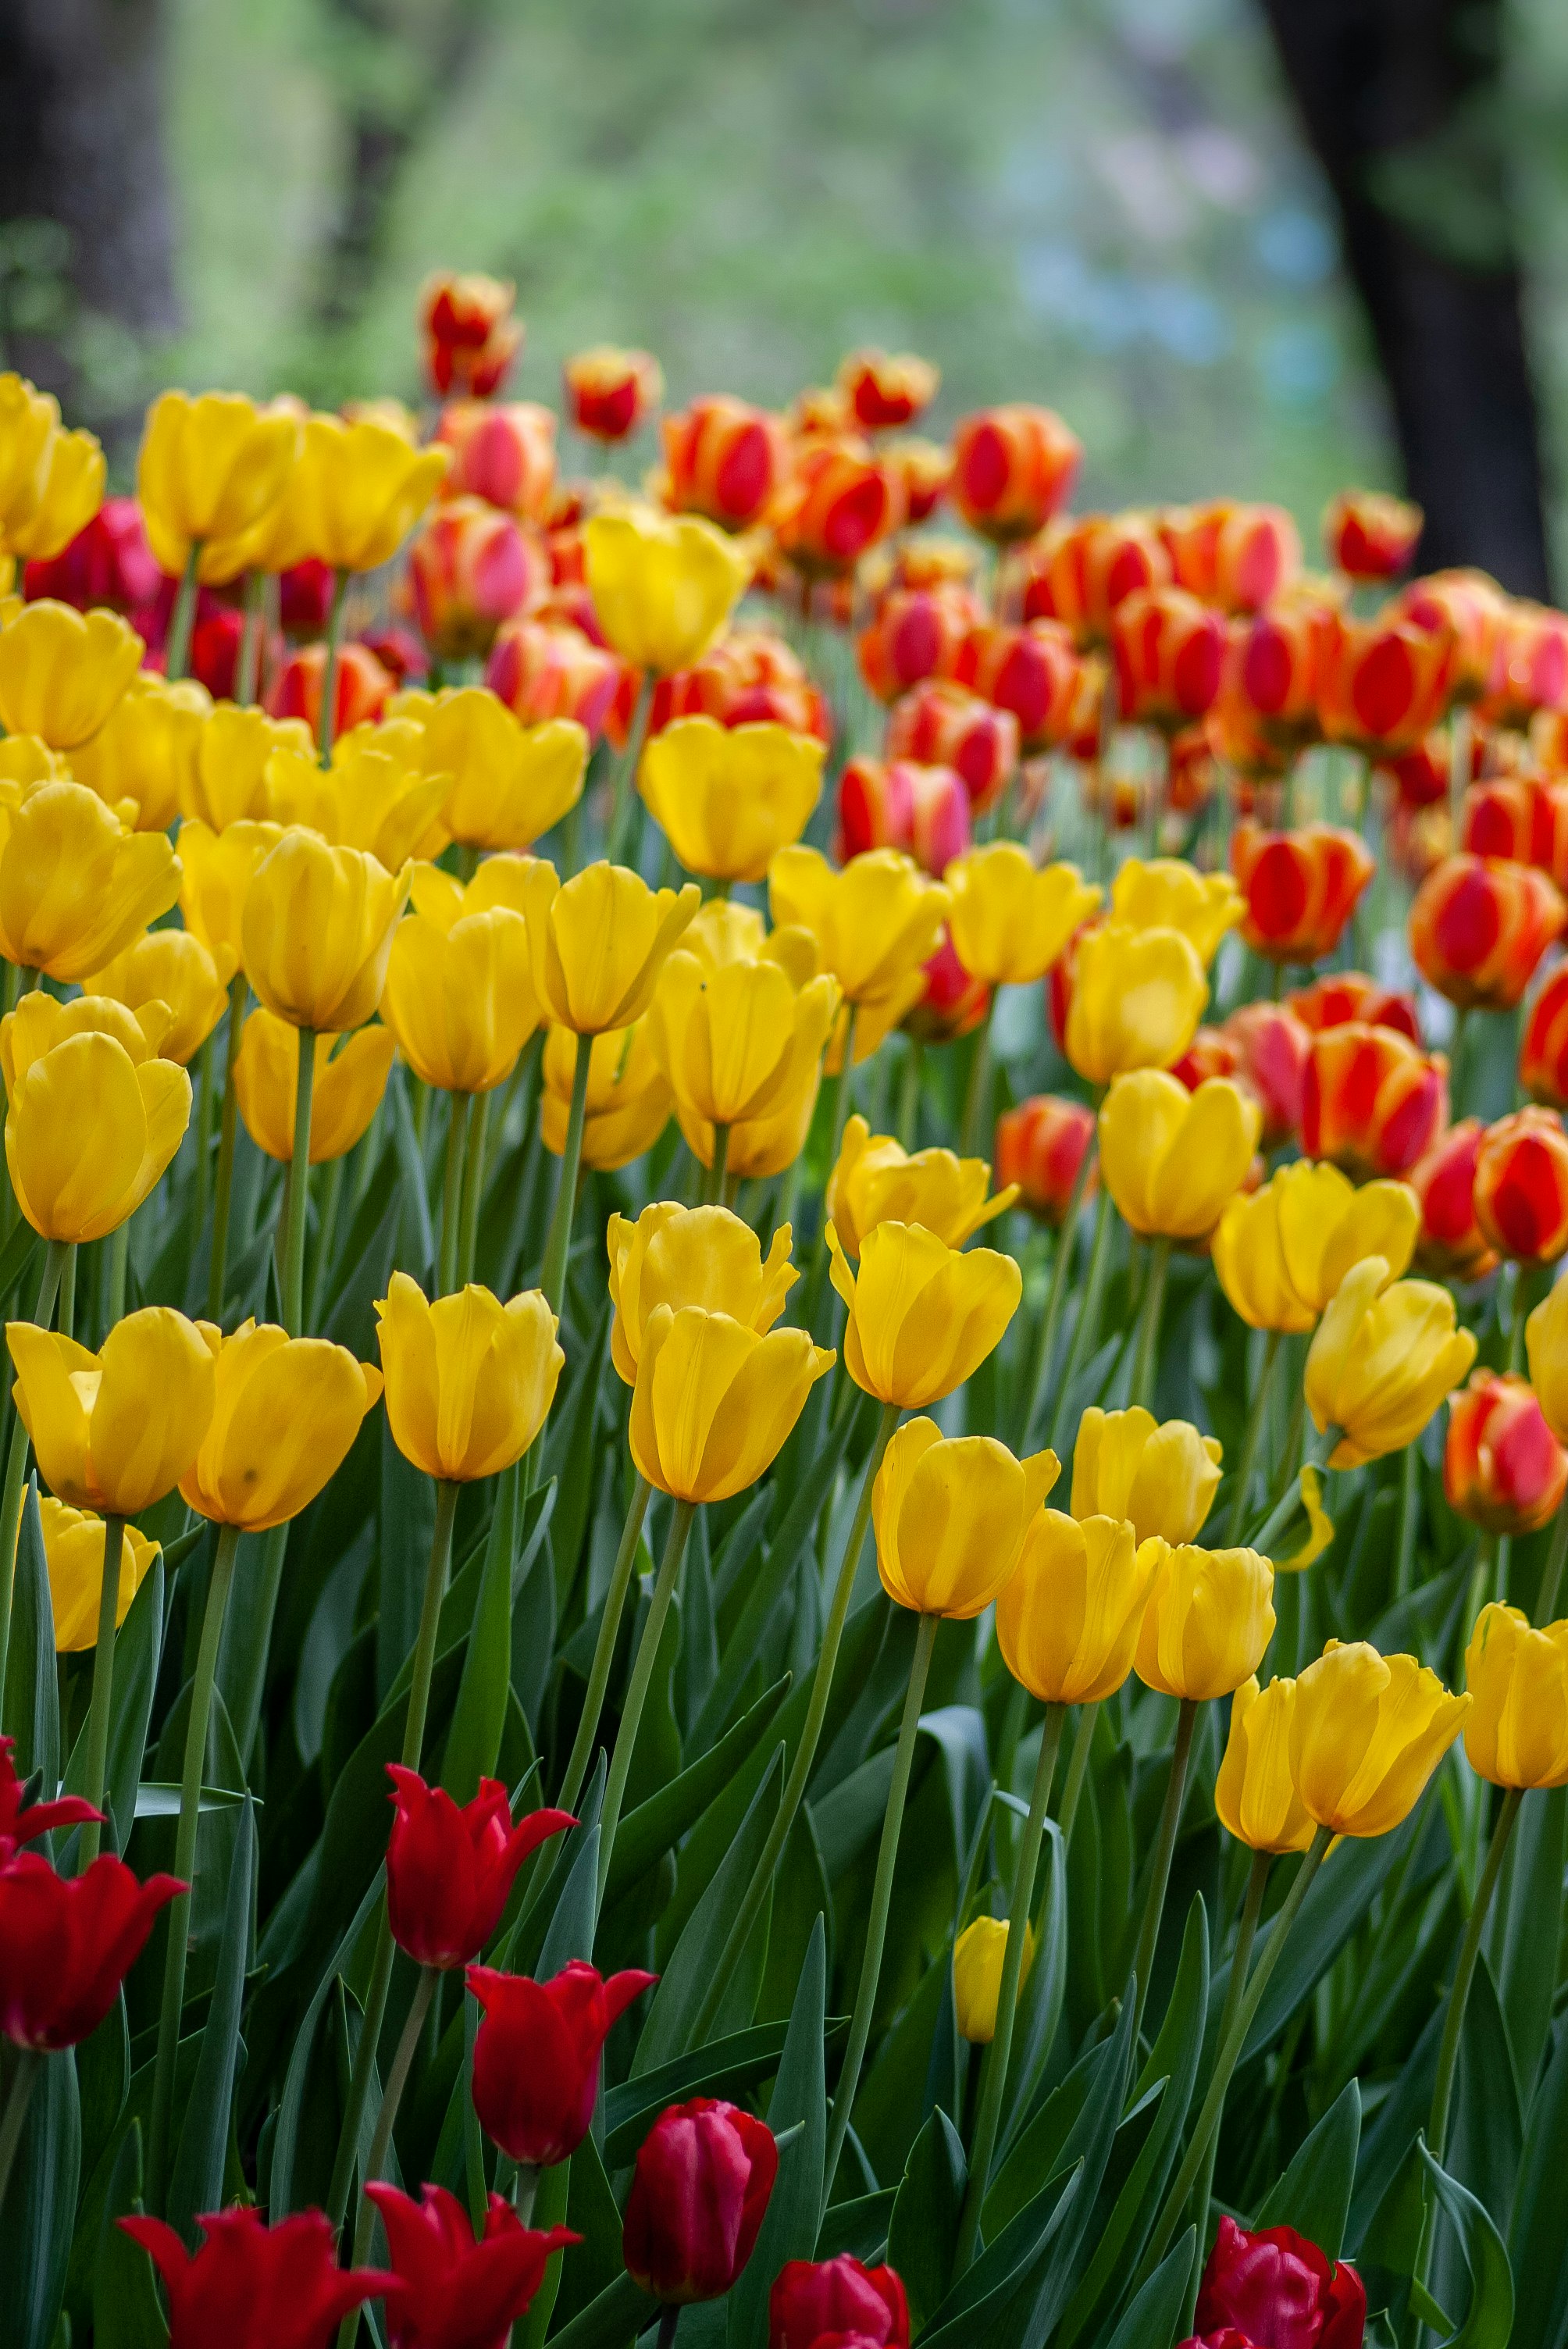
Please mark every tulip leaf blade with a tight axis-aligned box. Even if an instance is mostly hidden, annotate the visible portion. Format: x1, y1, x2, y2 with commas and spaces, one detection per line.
886, 2102, 969, 2334
89, 2123, 169, 2349
551, 2127, 626, 2333
1508, 2010, 1568, 2349
0, 2044, 80, 2349
440, 1455, 518, 1805
605, 1672, 790, 1909
1256, 2076, 1361, 2264
166, 1790, 256, 2244
601, 2013, 843, 2168
267, 1862, 386, 2219
1418, 2139, 1515, 2349
1491, 1783, 1566, 2101
0, 1215, 41, 1310
538, 1817, 602, 1976
727, 1911, 829, 2349
1239, 1802, 1421, 2058
1096, 2227, 1197, 2349
916, 2160, 1084, 2349
2, 1477, 58, 1799
64, 1552, 166, 1851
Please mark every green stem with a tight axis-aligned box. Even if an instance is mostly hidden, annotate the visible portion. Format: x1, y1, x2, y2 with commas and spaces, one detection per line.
1226, 1331, 1284, 1544
74, 1514, 126, 1870
1128, 1235, 1171, 1414
147, 1520, 243, 2213
557, 1474, 652, 1815
959, 998, 994, 1158
1018, 1144, 1096, 1451
1141, 1825, 1332, 2281
457, 1090, 490, 1288
1186, 1848, 1271, 2300
438, 1092, 472, 1298
317, 568, 350, 767
337, 1965, 440, 2348
824, 1610, 940, 2202
1130, 1698, 1198, 2037
605, 672, 653, 864
1537, 1500, 1568, 1623
105, 1219, 130, 1334
225, 1523, 288, 1767
1395, 1435, 1421, 1599
1506, 1264, 1529, 1375
1049, 1185, 1114, 1453
194, 1028, 216, 1235
56, 1242, 77, 1340
691, 1396, 902, 2044
800, 1004, 860, 1340
280, 1028, 316, 1336
164, 543, 202, 684
1057, 1703, 1098, 1845
703, 1122, 730, 1207
0, 1239, 68, 1701
1428, 1787, 1523, 2160
207, 974, 248, 1324
897, 1036, 923, 1152
0, 2049, 39, 2215
540, 1032, 593, 1316
597, 1499, 696, 1902
404, 1481, 460, 1771
237, 569, 265, 708
953, 1701, 1067, 2272
1248, 1424, 1339, 1555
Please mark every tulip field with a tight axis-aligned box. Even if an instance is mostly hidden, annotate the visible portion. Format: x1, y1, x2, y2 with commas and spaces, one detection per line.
2, 279, 1568, 2349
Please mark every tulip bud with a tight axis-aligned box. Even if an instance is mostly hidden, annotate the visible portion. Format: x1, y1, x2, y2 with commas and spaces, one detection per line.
828, 1113, 1013, 1259
86, 927, 233, 1066
21, 494, 157, 613
9, 1308, 216, 1515
857, 583, 978, 704
290, 413, 448, 572
769, 2258, 911, 2349
522, 858, 698, 1037
829, 1219, 1020, 1409
1111, 585, 1227, 732
624, 2098, 779, 2304
1193, 2215, 1367, 2349
1215, 1677, 1314, 1854
950, 405, 1082, 542
407, 496, 543, 660
629, 1303, 833, 1504
946, 844, 1100, 987
486, 616, 622, 743
770, 846, 950, 1058
839, 755, 970, 876
996, 1510, 1166, 1704
1136, 1543, 1275, 1701
1409, 1117, 1496, 1280
1317, 611, 1454, 754
1302, 1023, 1449, 1181
585, 504, 750, 675
1071, 1406, 1222, 1545
467, 1960, 655, 2168
233, 1011, 395, 1168
541, 1020, 672, 1172
136, 389, 300, 579
1022, 513, 1171, 645
608, 1203, 795, 1385
1474, 1105, 1568, 1264
385, 1766, 573, 1969
641, 715, 824, 883
647, 918, 839, 1136
953, 1914, 1036, 2044
1109, 856, 1242, 968
241, 826, 411, 1035
995, 1096, 1096, 1225
886, 680, 1019, 814
952, 616, 1083, 750
268, 637, 394, 739
0, 778, 178, 986
419, 271, 522, 397
1445, 1370, 1566, 1537
1218, 1002, 1310, 1148
40, 1499, 159, 1655
1305, 1256, 1477, 1467
435, 399, 556, 523
774, 437, 900, 576
1291, 1638, 1469, 1834
6, 1030, 191, 1245
882, 434, 950, 525
376, 1273, 563, 1484
1099, 1070, 1260, 1242
1463, 1604, 1568, 1789
873, 1417, 1058, 1619
1288, 971, 1421, 1042
1063, 921, 1208, 1085
564, 345, 663, 441
1231, 821, 1374, 964
663, 394, 789, 532
179, 1320, 382, 1531
1409, 853, 1564, 1012
1324, 487, 1422, 580
366, 2182, 578, 2349
1212, 1159, 1419, 1335
381, 907, 538, 1096
2, 1855, 181, 2051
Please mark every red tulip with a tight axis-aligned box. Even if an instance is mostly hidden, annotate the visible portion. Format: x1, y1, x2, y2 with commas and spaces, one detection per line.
905, 929, 989, 1043
838, 350, 939, 434
1302, 1023, 1449, 1181
365, 2181, 579, 2349
650, 627, 829, 743
1410, 1119, 1497, 1281
664, 396, 789, 532
0, 1734, 100, 1861
408, 498, 543, 661
1021, 514, 1170, 646
0, 1850, 182, 2049
268, 640, 392, 738
1481, 599, 1568, 728
1461, 775, 1568, 884
1161, 500, 1302, 614
838, 756, 970, 875
23, 495, 159, 614
622, 2097, 779, 2306
1523, 962, 1568, 1109
994, 1096, 1097, 1225
857, 585, 979, 704
1322, 489, 1422, 582
769, 2256, 911, 2349
882, 437, 950, 525
385, 1767, 572, 1972
1111, 585, 1227, 731
360, 624, 429, 690
1192, 2215, 1366, 2349
950, 405, 1081, 543
467, 1959, 654, 2166
1231, 822, 1375, 964
1287, 973, 1421, 1043
1221, 1001, 1312, 1147
486, 617, 623, 742
1397, 567, 1507, 704
1474, 1106, 1568, 1264
188, 605, 245, 701
279, 558, 336, 640
1317, 611, 1454, 754
437, 401, 558, 525
419, 274, 522, 400
562, 347, 663, 443
886, 680, 1018, 813
1445, 1371, 1568, 1536
773, 439, 899, 576
953, 617, 1082, 750
1385, 725, 1471, 811
1213, 588, 1337, 765
1409, 854, 1564, 1011
122, 2205, 392, 2349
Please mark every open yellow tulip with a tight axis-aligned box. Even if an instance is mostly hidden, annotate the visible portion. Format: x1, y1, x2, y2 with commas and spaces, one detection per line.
639, 715, 824, 883
826, 1113, 1014, 1260
1098, 1069, 1260, 1242
376, 1272, 564, 1483
7, 1031, 190, 1242
584, 504, 749, 674
180, 1321, 383, 1530
1212, 1160, 1420, 1335
0, 601, 143, 748
380, 907, 538, 1095
1290, 1639, 1469, 1836
1071, 1406, 1222, 1546
241, 827, 412, 1033
8, 1308, 216, 1515
628, 1302, 834, 1503
996, 1510, 1166, 1704
608, 1202, 796, 1385
1304, 1255, 1477, 1467
944, 843, 1100, 987
522, 859, 698, 1035
233, 1011, 394, 1165
1214, 1676, 1315, 1854
829, 1218, 1021, 1409
0, 780, 179, 981
872, 1417, 1058, 1618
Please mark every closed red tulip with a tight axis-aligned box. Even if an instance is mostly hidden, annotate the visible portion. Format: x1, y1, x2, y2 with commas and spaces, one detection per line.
950, 405, 1082, 543
1445, 1370, 1568, 1535
1480, 599, 1568, 729
1322, 488, 1422, 582
664, 395, 789, 532
857, 584, 979, 704
385, 1767, 573, 1972
838, 350, 939, 433
882, 436, 950, 525
886, 679, 1018, 813
468, 1959, 654, 2166
420, 273, 522, 400
1474, 1106, 1568, 1263
650, 627, 830, 743
486, 616, 623, 742
1214, 586, 1338, 761
905, 928, 989, 1043
769, 2257, 911, 2349
1410, 1119, 1497, 1280
1161, 499, 1302, 614
121, 2206, 392, 2349
1231, 822, 1375, 964
1192, 2215, 1366, 2349
188, 604, 245, 701
280, 558, 336, 640
838, 755, 970, 875
1288, 972, 1421, 1043
365, 2181, 579, 2349
23, 494, 159, 614
1111, 584, 1227, 731
1221, 1000, 1311, 1146
953, 616, 1082, 750
437, 400, 558, 524
1409, 854, 1564, 1011
1303, 1022, 1449, 1180
1521, 961, 1568, 1108
0, 1734, 99, 1861
563, 347, 663, 443
408, 497, 543, 661
773, 438, 898, 576
1021, 512, 1171, 645
994, 1095, 1096, 1224
0, 1850, 182, 2048
268, 639, 392, 738
1317, 611, 1455, 754
622, 2097, 779, 2305
1385, 725, 1470, 811
1462, 775, 1568, 884
1397, 566, 1506, 703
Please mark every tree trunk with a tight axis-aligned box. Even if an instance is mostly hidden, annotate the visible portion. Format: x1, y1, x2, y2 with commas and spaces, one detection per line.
1260, 0, 1551, 598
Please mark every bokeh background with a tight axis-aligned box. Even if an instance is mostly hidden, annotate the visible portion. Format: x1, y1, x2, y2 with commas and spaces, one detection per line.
3, 0, 1566, 585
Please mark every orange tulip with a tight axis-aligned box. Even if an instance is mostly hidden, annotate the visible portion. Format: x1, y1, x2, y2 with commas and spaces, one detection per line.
419, 272, 521, 397
886, 681, 1017, 815
485, 615, 622, 743
1445, 1369, 1567, 1535
1323, 488, 1423, 580
1302, 1022, 1449, 1180
857, 584, 979, 704
435, 398, 558, 524
1021, 512, 1169, 644
1521, 962, 1568, 1109
905, 929, 989, 1044
1474, 1107, 1568, 1264
838, 756, 969, 877
1160, 499, 1302, 613
1409, 1119, 1497, 1281
1396, 567, 1506, 703
1409, 854, 1563, 1012
1178, 1001, 1308, 1150
772, 437, 898, 576
951, 618, 1083, 751
268, 639, 391, 740
882, 436, 950, 525
837, 348, 939, 433
950, 405, 1081, 543
650, 627, 829, 743
1481, 600, 1568, 729
1231, 821, 1375, 964
563, 346, 663, 442
662, 394, 788, 532
1317, 611, 1455, 754
406, 497, 542, 660
1211, 583, 1338, 761
1288, 971, 1421, 1041
994, 1096, 1096, 1226
1461, 775, 1568, 885
1110, 586, 1226, 733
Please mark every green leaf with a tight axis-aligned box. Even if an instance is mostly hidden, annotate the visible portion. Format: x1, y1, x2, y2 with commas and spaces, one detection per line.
918, 2163, 1084, 2349
1419, 2140, 1515, 2349
517, 2151, 576, 2349
269, 1867, 386, 2218
376, 1415, 436, 1699
167, 1793, 255, 2243
538, 1820, 602, 1976
546, 2272, 651, 2349
1097, 2230, 1196, 2349
887, 2105, 968, 2333
1509, 2016, 1568, 2349
605, 1674, 789, 1908
65, 1556, 166, 1850
1490, 1784, 1566, 2101
1256, 2078, 1361, 2262
1443, 1954, 1521, 2239
551, 2128, 626, 2332
543, 1299, 609, 1613
91, 2124, 169, 2349
602, 2017, 836, 2167
387, 1060, 435, 1271
1241, 1807, 1419, 2057
441, 1463, 517, 1804
2, 1479, 57, 1795
985, 1993, 1133, 2240
1000, 1819, 1067, 2151
729, 1914, 829, 2349
0, 1217, 41, 1306
0, 2046, 80, 2349
1019, 1988, 1142, 2341
816, 2189, 895, 2263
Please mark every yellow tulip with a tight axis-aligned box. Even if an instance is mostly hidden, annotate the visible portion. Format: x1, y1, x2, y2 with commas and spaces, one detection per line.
522, 859, 699, 1035
647, 929, 838, 1134
290, 413, 449, 572
1064, 921, 1208, 1085
943, 844, 1100, 988
408, 850, 540, 933
829, 1218, 1021, 1408
826, 1113, 1014, 1259
86, 929, 236, 1067
953, 1915, 1036, 2045
241, 827, 411, 1033
0, 779, 178, 982
184, 704, 312, 829
417, 689, 586, 853
1463, 1603, 1568, 1789
996, 1510, 1165, 1703
769, 847, 949, 1064
376, 1271, 564, 1482
380, 907, 536, 1096
0, 737, 64, 788
1525, 1274, 1568, 1445
68, 672, 208, 833
233, 1010, 394, 1166
1135, 1543, 1275, 1701
584, 504, 750, 674
136, 390, 301, 578
629, 1302, 834, 1503
1212, 1160, 1420, 1335
179, 816, 287, 963
1291, 1639, 1470, 1836
1305, 1255, 1478, 1468
7, 1032, 190, 1242
873, 1417, 1059, 1618
265, 740, 450, 872
639, 715, 825, 883
1071, 1406, 1222, 1546
1098, 1071, 1260, 1242
0, 376, 67, 546
540, 1021, 672, 1172
7, 1308, 216, 1514
1214, 1676, 1314, 1854
39, 1499, 160, 1655
1110, 856, 1244, 967
608, 1201, 796, 1385
0, 992, 171, 1094
180, 1320, 383, 1529
4, 426, 107, 563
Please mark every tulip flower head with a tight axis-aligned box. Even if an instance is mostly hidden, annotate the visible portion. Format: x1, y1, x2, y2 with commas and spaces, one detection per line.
380, 905, 538, 1095
565, 344, 664, 440
376, 1274, 563, 1484
829, 1218, 1020, 1409
1063, 921, 1208, 1085
185, 703, 312, 829
873, 1417, 1058, 1619
469, 1960, 655, 2166
1305, 1255, 1477, 1468
622, 2096, 779, 2304
1099, 1069, 1260, 1242
290, 411, 449, 572
263, 736, 450, 872
1324, 487, 1423, 580
1231, 822, 1374, 964
1445, 1370, 1567, 1535
953, 1913, 1036, 2044
421, 272, 522, 397
1409, 1117, 1497, 1281
385, 1766, 574, 1969
416, 686, 587, 854
4, 1016, 192, 1246
1, 1852, 182, 2050
886, 679, 1017, 813
996, 1510, 1166, 1704
0, 1733, 102, 1860
608, 1201, 795, 1384
647, 905, 839, 1138
1071, 1406, 1223, 1545
994, 1095, 1096, 1226
640, 714, 825, 883
585, 504, 750, 674
943, 843, 1100, 987
769, 2257, 911, 2349
1212, 1160, 1420, 1334
180, 1321, 383, 1530
770, 844, 950, 1064
1290, 1639, 1469, 1835
1409, 853, 1563, 1011
0, 779, 179, 982
241, 826, 412, 1035
629, 1303, 833, 1502
1135, 1542, 1276, 1701
366, 2182, 579, 2349
119, 2208, 391, 2349
69, 669, 209, 832
9, 1308, 216, 1514
85, 926, 233, 1068
827, 1113, 1014, 1258
233, 1011, 394, 1165
136, 388, 300, 578
1110, 855, 1243, 967
1194, 2215, 1367, 2349
1302, 1023, 1449, 1182
1474, 1106, 1568, 1264
950, 404, 1082, 542
839, 753, 971, 876
0, 600, 143, 748
522, 858, 699, 1035
40, 1499, 159, 1653
540, 1019, 672, 1172
1215, 1676, 1315, 1854
179, 815, 287, 968
1463, 1603, 1568, 1789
